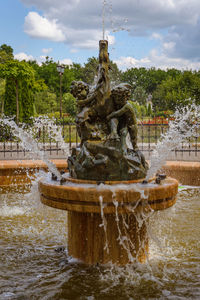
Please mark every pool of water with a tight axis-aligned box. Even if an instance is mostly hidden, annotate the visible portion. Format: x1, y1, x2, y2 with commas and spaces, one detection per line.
0, 181, 200, 299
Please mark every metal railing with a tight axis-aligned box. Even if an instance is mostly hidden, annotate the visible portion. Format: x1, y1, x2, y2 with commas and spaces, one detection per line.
0, 118, 200, 160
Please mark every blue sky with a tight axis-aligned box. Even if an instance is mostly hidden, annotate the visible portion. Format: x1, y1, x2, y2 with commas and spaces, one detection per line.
1, 0, 200, 70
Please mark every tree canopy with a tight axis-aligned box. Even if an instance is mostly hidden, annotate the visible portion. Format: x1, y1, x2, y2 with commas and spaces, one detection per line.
1, 43, 200, 120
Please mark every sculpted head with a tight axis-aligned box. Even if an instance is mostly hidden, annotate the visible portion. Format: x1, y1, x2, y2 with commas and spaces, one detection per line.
70, 81, 89, 100
111, 83, 132, 106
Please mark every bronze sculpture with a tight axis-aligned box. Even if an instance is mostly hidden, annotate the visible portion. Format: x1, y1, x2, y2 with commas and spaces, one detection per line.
68, 40, 148, 181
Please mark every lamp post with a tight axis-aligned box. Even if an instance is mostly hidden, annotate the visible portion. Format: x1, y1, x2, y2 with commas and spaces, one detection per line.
57, 63, 65, 118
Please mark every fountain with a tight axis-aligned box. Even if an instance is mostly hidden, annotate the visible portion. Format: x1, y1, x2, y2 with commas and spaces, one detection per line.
38, 39, 178, 265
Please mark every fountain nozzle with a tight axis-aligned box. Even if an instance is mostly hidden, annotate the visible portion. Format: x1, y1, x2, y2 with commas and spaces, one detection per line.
142, 180, 148, 184
155, 173, 166, 184
51, 173, 57, 181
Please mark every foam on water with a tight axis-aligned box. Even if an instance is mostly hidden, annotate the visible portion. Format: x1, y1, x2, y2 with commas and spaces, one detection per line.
0, 205, 26, 217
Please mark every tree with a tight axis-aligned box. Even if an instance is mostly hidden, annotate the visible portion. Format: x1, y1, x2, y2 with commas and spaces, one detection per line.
0, 60, 35, 123
34, 90, 57, 114
146, 103, 153, 117
81, 56, 122, 85
152, 75, 192, 111
121, 67, 167, 95
71, 63, 84, 81
0, 44, 14, 63
133, 86, 147, 105
63, 93, 77, 117
0, 79, 5, 114
35, 57, 75, 96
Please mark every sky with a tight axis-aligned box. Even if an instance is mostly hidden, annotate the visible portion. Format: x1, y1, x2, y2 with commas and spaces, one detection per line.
1, 0, 200, 70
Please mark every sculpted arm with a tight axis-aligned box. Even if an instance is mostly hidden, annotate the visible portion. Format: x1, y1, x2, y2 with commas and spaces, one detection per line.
107, 104, 128, 120
77, 93, 97, 107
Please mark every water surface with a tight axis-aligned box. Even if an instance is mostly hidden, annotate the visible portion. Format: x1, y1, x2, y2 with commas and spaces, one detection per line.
0, 183, 200, 299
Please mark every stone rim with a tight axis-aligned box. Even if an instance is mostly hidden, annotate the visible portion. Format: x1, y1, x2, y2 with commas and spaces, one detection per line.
39, 176, 178, 214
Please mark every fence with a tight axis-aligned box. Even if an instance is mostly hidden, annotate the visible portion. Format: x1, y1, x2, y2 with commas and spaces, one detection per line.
0, 118, 200, 160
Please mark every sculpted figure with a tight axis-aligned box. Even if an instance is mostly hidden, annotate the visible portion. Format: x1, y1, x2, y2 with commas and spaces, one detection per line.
70, 41, 112, 144
68, 40, 148, 181
70, 79, 110, 144
107, 83, 138, 152
70, 81, 96, 143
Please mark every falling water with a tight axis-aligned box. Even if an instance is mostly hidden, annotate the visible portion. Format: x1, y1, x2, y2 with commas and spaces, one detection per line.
147, 104, 200, 180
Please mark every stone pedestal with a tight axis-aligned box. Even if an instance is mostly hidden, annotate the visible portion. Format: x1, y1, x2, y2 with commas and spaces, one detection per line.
39, 176, 178, 265
68, 211, 148, 264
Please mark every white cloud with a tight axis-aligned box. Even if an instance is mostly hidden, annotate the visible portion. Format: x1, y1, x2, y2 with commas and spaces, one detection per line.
60, 58, 73, 65
42, 48, 53, 54
14, 52, 34, 61
24, 10, 115, 50
24, 12, 65, 42
151, 33, 163, 40
21, 0, 200, 67
115, 48, 200, 70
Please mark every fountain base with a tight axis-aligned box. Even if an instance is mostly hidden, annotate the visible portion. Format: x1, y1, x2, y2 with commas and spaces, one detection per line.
39, 176, 178, 265
68, 211, 148, 264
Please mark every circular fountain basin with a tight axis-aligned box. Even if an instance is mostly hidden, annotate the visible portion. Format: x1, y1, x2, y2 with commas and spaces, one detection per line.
39, 176, 178, 214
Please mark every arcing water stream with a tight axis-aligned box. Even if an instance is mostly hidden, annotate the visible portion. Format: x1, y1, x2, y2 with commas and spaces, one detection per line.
146, 104, 200, 179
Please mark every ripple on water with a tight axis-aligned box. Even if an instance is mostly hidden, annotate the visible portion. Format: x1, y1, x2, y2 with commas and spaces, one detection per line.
0, 187, 200, 299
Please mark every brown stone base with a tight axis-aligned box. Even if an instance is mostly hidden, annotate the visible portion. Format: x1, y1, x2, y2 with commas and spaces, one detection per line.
39, 176, 178, 265
68, 211, 148, 264
0, 160, 67, 186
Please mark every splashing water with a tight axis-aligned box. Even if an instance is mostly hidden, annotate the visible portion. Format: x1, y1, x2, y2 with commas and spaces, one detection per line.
33, 116, 70, 157
1, 118, 61, 180
102, 0, 106, 39
147, 104, 200, 180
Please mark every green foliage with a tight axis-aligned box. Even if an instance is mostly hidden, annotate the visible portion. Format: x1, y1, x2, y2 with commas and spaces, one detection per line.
4, 78, 16, 117
34, 90, 57, 114
152, 72, 194, 111
146, 103, 153, 117
129, 101, 147, 118
0, 60, 36, 122
0, 59, 35, 82
35, 57, 76, 96
0, 79, 5, 114
155, 110, 173, 118
133, 86, 147, 105
21, 80, 34, 122
2, 43, 200, 118
63, 92, 77, 117
43, 112, 75, 124
0, 44, 14, 63
81, 57, 98, 84
56, 115, 75, 124
71, 63, 84, 81
121, 67, 167, 95
81, 56, 122, 85
34, 79, 48, 93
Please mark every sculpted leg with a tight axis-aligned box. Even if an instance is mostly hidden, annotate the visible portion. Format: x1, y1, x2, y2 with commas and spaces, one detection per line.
108, 118, 120, 140
119, 126, 128, 154
129, 125, 138, 150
